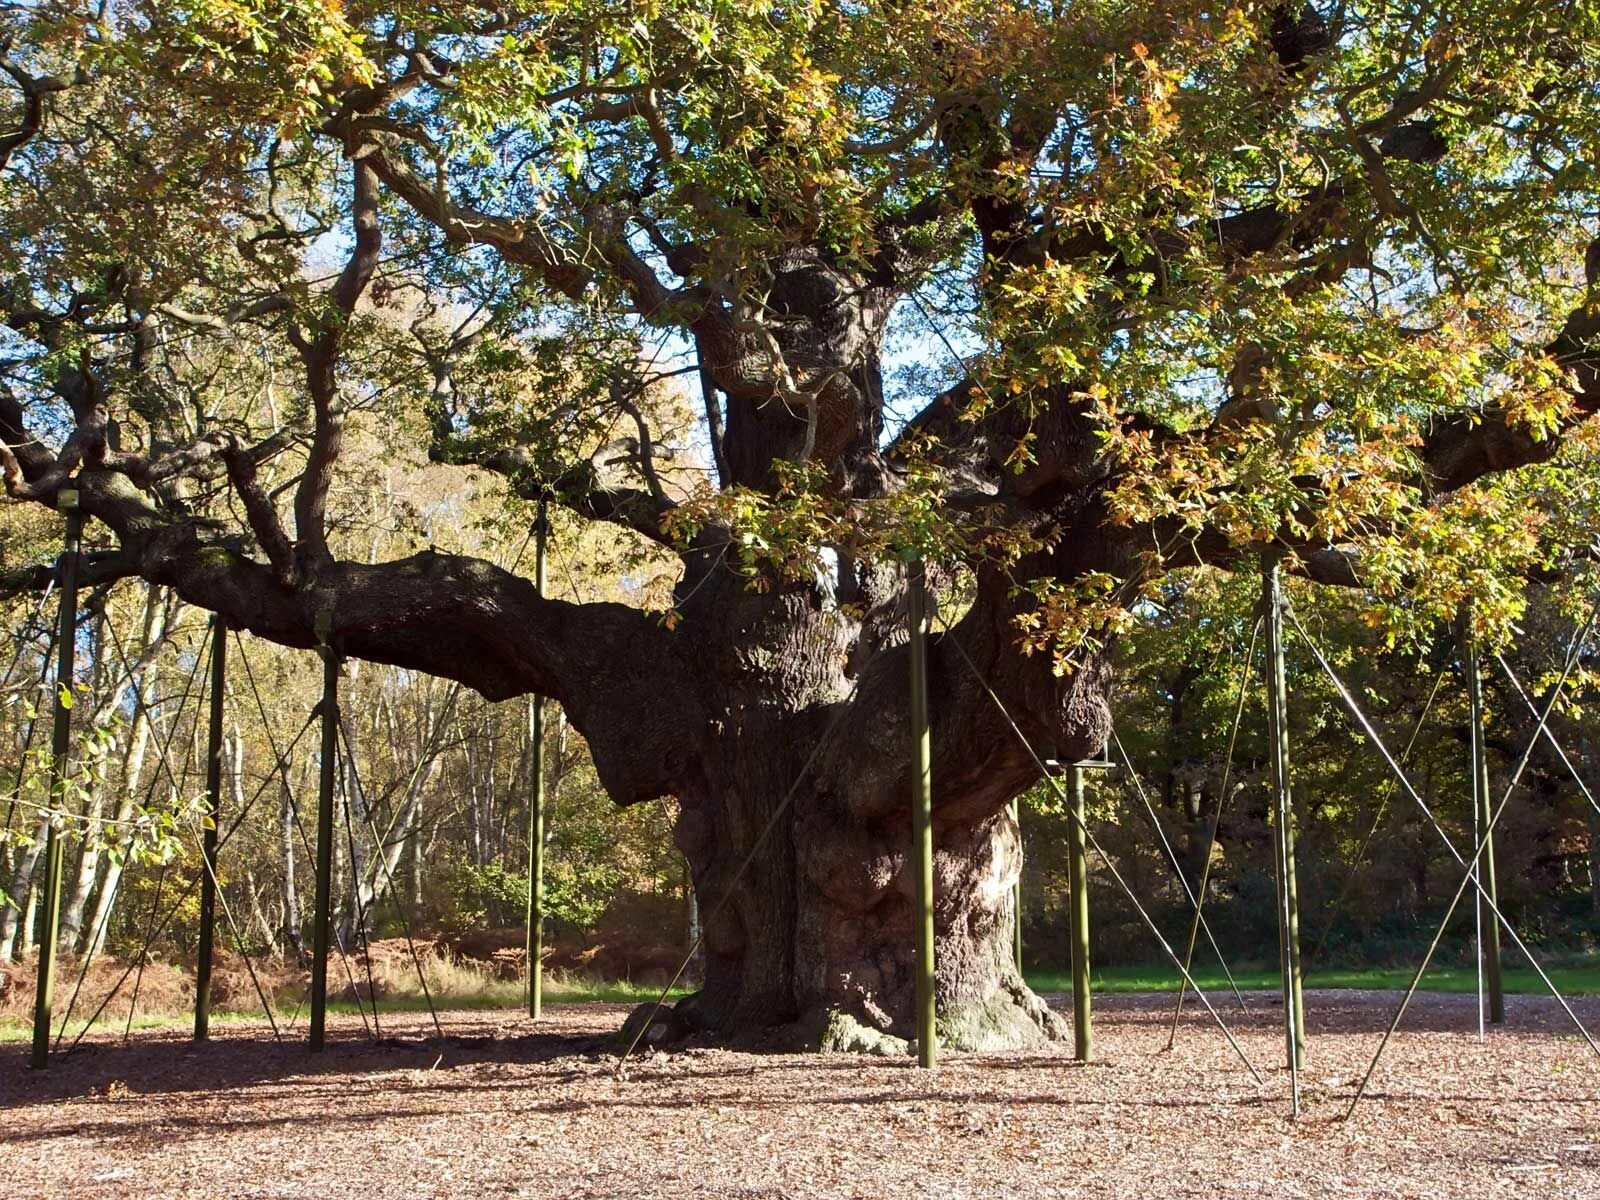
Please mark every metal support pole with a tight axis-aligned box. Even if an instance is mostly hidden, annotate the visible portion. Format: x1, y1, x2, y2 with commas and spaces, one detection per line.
526, 495, 549, 1019
31, 489, 82, 1069
1263, 555, 1305, 1081
194, 614, 226, 1040
309, 644, 339, 1051
1463, 607, 1504, 1024
1067, 764, 1093, 1062
1011, 797, 1023, 973
907, 558, 937, 1068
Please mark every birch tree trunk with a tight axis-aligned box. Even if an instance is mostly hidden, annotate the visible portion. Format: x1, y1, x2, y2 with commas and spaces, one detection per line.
340, 703, 374, 944
0, 817, 49, 961
279, 752, 309, 953
80, 587, 175, 958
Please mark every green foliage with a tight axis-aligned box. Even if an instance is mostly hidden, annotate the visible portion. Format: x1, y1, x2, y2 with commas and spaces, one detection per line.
6, 0, 1599, 661
446, 860, 530, 929
437, 854, 625, 934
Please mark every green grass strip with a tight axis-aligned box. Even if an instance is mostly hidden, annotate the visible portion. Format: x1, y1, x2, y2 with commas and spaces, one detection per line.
1025, 962, 1600, 996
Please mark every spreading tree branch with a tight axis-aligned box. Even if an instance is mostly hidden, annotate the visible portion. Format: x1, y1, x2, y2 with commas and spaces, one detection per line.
287, 157, 381, 573
0, 48, 69, 172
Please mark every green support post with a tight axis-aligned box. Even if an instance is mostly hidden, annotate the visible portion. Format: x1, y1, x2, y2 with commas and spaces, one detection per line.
526, 500, 548, 1020
1011, 797, 1023, 973
1263, 555, 1306, 1074
31, 488, 82, 1070
1463, 607, 1505, 1025
194, 614, 227, 1041
309, 644, 339, 1052
1067, 764, 1093, 1062
907, 558, 937, 1069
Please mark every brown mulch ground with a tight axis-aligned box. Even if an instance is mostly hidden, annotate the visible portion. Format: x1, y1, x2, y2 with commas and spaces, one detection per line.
3, 990, 1598, 1199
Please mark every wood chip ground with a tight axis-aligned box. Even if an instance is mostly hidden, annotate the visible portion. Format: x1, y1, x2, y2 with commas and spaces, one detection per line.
4, 990, 1598, 1198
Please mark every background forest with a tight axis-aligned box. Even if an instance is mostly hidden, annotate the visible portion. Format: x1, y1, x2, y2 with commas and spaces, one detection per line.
3, 411, 1596, 1021
0, 411, 700, 1020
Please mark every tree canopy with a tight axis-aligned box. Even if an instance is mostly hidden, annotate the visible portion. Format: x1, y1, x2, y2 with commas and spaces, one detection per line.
4, 2, 1598, 631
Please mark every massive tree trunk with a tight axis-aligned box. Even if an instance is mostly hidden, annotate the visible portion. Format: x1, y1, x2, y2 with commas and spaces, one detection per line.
649, 539, 1112, 1048
592, 251, 1109, 1047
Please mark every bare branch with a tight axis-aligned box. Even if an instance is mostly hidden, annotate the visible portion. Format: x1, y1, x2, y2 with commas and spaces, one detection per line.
154, 294, 294, 333
0, 49, 69, 172
699, 357, 729, 488
351, 127, 589, 297
289, 157, 381, 572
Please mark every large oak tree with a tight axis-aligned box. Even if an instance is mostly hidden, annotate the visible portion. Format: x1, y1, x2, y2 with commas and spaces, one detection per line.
3, 0, 1598, 1047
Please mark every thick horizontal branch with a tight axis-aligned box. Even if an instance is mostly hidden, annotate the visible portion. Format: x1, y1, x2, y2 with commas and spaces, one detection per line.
153, 294, 294, 332
0, 550, 139, 598
35, 464, 706, 806
1421, 248, 1600, 493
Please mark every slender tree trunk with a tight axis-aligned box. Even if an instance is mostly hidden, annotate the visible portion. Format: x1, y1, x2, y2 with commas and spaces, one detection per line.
465, 735, 485, 868
1588, 801, 1600, 918
484, 724, 498, 868
371, 752, 439, 915
60, 611, 121, 950
0, 819, 48, 961
0, 632, 66, 962
245, 867, 274, 949
82, 681, 157, 960
280, 755, 305, 953
82, 869, 122, 961
1582, 728, 1600, 918
60, 794, 105, 949
18, 880, 38, 957
685, 857, 701, 978
407, 804, 424, 913
340, 708, 374, 942
81, 587, 175, 958
333, 762, 350, 946
225, 730, 276, 950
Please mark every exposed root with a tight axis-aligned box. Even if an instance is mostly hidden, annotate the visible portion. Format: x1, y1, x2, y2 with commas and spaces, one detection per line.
615, 980, 1068, 1057
936, 979, 1069, 1052
614, 991, 710, 1051
809, 1008, 911, 1057
1005, 977, 1072, 1041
